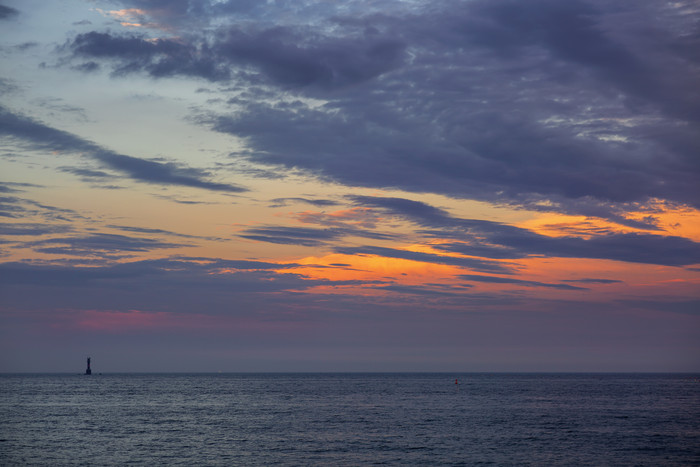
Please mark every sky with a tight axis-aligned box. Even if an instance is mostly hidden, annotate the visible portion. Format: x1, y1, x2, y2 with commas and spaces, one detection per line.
1, 0, 699, 373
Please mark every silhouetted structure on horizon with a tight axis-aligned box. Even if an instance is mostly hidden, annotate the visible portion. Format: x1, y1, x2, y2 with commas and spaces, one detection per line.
85, 357, 92, 375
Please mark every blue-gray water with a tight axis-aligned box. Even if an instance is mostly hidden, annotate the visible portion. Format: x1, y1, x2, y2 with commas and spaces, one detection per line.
1, 373, 699, 466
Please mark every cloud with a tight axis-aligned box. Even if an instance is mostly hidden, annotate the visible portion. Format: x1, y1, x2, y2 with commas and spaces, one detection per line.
0, 223, 72, 236
108, 225, 222, 241
0, 4, 18, 20
562, 278, 624, 284
0, 197, 26, 219
3, 0, 699, 374
437, 231, 700, 267
239, 225, 394, 247
0, 257, 378, 315
0, 184, 22, 194
95, 151, 242, 192
67, 24, 406, 90
236, 193, 700, 267
334, 245, 513, 274
293, 207, 386, 230
349, 195, 455, 228
59, 166, 115, 182
24, 233, 187, 258
351, 195, 700, 266
212, 26, 406, 89
193, 258, 300, 271
459, 274, 588, 290
203, 0, 698, 217
72, 61, 100, 73
68, 31, 231, 81
0, 193, 82, 222
0, 106, 246, 193
239, 226, 341, 247
100, 1, 216, 31
269, 198, 340, 208
61, 1, 700, 218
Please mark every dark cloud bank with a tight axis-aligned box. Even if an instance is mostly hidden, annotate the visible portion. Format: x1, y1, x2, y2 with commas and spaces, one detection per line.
62, 0, 700, 221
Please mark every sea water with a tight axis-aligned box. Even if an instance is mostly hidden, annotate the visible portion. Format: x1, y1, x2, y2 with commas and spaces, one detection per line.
1, 373, 698, 465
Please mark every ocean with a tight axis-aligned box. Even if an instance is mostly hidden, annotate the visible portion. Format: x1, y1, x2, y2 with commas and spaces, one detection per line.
1, 373, 698, 465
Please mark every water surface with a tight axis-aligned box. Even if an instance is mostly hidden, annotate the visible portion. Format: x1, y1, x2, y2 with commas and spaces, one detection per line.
1, 373, 698, 465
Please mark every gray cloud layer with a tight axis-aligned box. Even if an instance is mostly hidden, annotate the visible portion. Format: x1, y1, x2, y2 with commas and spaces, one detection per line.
57, 0, 700, 219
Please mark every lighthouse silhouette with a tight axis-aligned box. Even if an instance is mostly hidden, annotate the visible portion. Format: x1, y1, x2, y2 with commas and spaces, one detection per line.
85, 357, 92, 375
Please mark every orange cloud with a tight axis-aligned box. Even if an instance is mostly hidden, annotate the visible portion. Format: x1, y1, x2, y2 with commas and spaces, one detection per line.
519, 202, 700, 241
296, 252, 461, 282
96, 8, 147, 27
96, 8, 170, 31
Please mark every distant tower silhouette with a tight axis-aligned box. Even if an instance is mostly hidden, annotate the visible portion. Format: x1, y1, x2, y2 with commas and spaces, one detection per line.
85, 357, 92, 375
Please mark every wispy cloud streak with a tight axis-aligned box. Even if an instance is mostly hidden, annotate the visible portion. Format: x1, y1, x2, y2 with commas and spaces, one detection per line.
351, 195, 700, 266
0, 107, 245, 193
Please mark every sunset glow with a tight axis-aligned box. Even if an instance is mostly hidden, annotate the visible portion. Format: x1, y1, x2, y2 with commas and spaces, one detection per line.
1, 0, 698, 372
